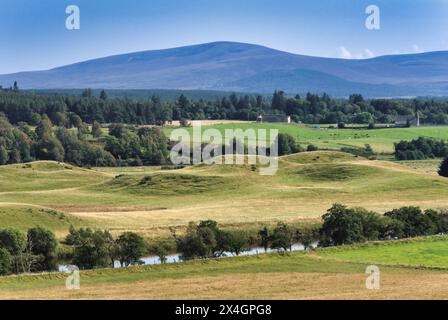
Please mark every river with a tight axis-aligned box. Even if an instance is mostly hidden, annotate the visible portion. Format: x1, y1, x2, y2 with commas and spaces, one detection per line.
59, 243, 316, 272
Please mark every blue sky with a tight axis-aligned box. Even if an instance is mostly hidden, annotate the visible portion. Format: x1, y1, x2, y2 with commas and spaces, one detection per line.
1, 0, 448, 73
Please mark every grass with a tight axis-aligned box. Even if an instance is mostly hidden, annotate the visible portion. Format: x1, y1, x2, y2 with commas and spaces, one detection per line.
0, 161, 109, 192
102, 173, 229, 196
1, 237, 448, 299
0, 207, 84, 239
0, 124, 448, 299
165, 123, 448, 153
399, 159, 442, 175
1, 151, 448, 238
317, 236, 448, 269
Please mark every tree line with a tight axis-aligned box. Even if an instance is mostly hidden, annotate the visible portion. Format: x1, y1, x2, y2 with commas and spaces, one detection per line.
0, 114, 170, 167
320, 204, 448, 246
0, 225, 151, 275
0, 226, 58, 275
1, 203, 447, 275
2, 86, 448, 126
171, 221, 318, 261
395, 137, 448, 161
393, 137, 448, 178
0, 108, 303, 167
174, 204, 448, 260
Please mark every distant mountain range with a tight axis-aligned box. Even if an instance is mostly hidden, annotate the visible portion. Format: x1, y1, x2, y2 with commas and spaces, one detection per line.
2, 41, 448, 97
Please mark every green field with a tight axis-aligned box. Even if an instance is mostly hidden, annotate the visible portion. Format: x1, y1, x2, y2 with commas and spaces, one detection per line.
165, 123, 448, 153
319, 236, 448, 269
1, 237, 448, 299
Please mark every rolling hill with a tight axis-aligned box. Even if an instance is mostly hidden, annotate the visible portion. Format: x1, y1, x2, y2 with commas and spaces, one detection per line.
1, 150, 448, 238
2, 42, 448, 97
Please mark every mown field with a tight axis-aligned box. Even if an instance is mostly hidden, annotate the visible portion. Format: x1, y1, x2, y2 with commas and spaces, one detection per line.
1, 149, 448, 239
165, 123, 448, 153
1, 236, 448, 299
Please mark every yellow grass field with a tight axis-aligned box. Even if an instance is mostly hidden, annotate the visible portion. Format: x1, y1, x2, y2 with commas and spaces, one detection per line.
2, 238, 448, 300
1, 151, 448, 238
1, 152, 448, 299
4, 271, 448, 300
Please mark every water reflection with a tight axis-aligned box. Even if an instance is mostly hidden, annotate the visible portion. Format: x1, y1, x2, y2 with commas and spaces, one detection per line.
59, 243, 316, 272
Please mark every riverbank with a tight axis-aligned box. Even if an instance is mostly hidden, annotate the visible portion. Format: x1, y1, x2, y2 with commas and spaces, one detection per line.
2, 236, 448, 299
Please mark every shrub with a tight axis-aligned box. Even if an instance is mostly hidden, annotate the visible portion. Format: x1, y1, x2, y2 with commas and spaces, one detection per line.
425, 209, 448, 233
0, 229, 26, 255
439, 157, 448, 177
66, 228, 113, 270
0, 248, 12, 275
341, 144, 375, 158
320, 204, 383, 245
27, 227, 58, 272
148, 241, 173, 264
115, 232, 146, 267
176, 221, 217, 260
307, 144, 318, 152
224, 230, 249, 256
258, 227, 270, 253
270, 223, 294, 251
384, 207, 437, 238
277, 133, 302, 156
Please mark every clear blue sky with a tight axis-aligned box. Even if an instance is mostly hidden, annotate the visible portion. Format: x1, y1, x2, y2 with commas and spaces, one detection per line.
1, 0, 447, 73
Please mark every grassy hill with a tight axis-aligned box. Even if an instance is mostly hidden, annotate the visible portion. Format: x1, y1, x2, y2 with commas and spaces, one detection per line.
0, 151, 448, 238
0, 161, 108, 192
0, 207, 84, 239
1, 149, 448, 299
1, 236, 447, 299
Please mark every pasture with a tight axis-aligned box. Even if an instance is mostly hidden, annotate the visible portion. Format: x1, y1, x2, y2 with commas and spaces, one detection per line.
165, 123, 448, 153
318, 236, 448, 269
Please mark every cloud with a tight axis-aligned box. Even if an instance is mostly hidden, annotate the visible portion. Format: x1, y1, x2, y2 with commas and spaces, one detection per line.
363, 49, 375, 58
338, 46, 352, 59
338, 47, 375, 59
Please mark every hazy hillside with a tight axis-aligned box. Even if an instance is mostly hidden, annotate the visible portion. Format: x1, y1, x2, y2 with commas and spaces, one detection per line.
2, 41, 448, 97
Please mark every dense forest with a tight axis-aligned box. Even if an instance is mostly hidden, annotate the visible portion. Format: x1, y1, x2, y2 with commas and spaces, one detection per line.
0, 114, 172, 167
2, 84, 448, 167
2, 86, 448, 125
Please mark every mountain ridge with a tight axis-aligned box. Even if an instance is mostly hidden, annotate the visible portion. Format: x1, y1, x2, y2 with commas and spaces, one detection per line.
2, 41, 448, 97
